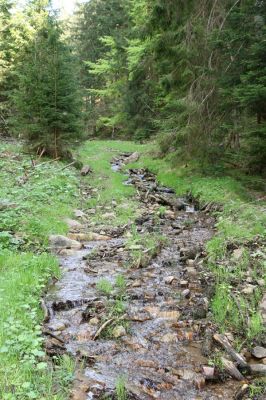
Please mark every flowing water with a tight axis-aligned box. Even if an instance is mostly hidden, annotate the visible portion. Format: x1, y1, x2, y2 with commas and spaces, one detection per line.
44, 154, 240, 399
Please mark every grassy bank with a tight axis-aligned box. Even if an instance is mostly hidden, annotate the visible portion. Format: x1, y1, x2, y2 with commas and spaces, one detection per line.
0, 142, 78, 399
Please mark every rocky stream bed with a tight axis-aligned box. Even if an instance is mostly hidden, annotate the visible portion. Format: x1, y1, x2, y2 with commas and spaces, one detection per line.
43, 153, 265, 400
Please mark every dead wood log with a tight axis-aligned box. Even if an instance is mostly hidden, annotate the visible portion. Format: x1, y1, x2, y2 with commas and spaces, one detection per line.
213, 334, 248, 368
221, 357, 245, 381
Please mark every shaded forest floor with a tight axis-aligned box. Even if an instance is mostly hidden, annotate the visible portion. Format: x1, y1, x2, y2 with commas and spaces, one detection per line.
0, 140, 265, 399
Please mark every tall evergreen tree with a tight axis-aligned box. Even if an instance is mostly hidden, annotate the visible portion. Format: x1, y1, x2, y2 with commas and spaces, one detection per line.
0, 0, 13, 134
12, 8, 82, 157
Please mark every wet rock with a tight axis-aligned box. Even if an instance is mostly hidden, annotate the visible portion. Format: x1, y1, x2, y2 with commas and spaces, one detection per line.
131, 280, 142, 288
158, 311, 180, 320
45, 337, 66, 356
186, 259, 195, 267
181, 289, 191, 299
113, 325, 126, 338
249, 363, 266, 376
49, 235, 82, 250
202, 329, 213, 357
157, 195, 186, 211
192, 305, 207, 320
202, 366, 215, 380
136, 359, 157, 368
164, 276, 177, 284
48, 321, 68, 332
252, 346, 266, 359
186, 267, 197, 277
194, 376, 206, 390
161, 333, 177, 343
180, 246, 201, 261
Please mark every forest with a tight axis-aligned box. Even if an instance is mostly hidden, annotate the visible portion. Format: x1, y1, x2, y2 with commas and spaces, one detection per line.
0, 1, 265, 399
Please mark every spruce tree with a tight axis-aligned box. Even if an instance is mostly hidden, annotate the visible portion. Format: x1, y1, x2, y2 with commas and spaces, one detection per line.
12, 13, 82, 157
0, 0, 13, 134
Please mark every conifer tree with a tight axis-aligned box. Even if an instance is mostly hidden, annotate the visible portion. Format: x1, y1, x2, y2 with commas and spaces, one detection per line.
12, 8, 82, 157
0, 0, 13, 134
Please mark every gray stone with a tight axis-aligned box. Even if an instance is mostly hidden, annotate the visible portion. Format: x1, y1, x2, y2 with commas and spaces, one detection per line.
252, 346, 266, 359
49, 235, 82, 249
249, 363, 266, 376
113, 325, 126, 338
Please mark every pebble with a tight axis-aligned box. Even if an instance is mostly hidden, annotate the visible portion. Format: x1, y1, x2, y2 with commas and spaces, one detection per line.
164, 276, 176, 284
186, 267, 197, 277
89, 317, 99, 326
180, 280, 189, 288
112, 325, 126, 338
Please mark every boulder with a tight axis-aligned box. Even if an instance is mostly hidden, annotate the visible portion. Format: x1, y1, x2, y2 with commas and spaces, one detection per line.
49, 235, 82, 250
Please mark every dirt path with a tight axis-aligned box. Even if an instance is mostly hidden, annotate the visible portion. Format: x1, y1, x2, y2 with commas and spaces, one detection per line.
44, 154, 240, 399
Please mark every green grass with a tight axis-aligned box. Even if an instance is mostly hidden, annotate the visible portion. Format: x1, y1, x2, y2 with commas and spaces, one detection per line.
96, 278, 113, 295
0, 142, 78, 399
77, 140, 151, 226
115, 376, 127, 400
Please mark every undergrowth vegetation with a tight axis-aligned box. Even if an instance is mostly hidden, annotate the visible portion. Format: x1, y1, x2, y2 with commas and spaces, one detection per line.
0, 142, 78, 399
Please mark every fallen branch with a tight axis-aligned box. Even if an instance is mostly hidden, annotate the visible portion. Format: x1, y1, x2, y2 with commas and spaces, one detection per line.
221, 357, 244, 381
60, 161, 76, 171
213, 334, 248, 368
93, 314, 127, 341
93, 318, 115, 341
